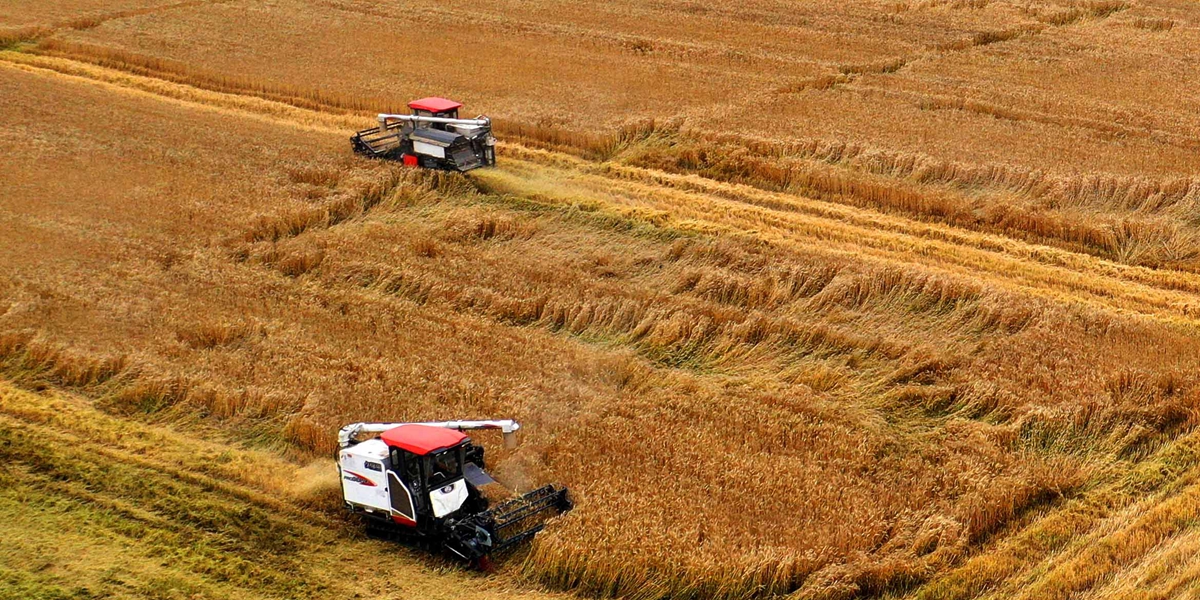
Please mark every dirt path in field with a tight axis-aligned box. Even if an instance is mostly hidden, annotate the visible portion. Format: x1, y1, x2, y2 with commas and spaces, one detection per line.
3, 50, 1196, 329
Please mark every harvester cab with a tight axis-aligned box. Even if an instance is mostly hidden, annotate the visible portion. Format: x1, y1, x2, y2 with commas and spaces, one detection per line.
350, 97, 497, 172
337, 420, 571, 563
408, 96, 462, 121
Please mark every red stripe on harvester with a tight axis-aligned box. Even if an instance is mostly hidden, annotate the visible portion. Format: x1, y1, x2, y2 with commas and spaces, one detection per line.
345, 471, 376, 486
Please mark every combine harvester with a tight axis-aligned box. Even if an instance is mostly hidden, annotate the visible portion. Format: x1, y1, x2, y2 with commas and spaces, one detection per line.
337, 419, 571, 563
351, 97, 496, 172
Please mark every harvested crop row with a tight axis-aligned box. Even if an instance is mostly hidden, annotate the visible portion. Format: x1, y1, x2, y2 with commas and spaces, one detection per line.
476, 152, 1200, 325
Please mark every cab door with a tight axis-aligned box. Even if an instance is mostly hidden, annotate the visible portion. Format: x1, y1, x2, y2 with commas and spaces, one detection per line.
388, 472, 416, 525
387, 448, 423, 525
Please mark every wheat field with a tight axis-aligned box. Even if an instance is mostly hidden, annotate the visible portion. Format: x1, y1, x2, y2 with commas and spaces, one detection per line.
2, 1, 1200, 599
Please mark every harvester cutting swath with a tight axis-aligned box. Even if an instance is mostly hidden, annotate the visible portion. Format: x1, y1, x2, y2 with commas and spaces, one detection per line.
337, 419, 571, 563
351, 97, 496, 172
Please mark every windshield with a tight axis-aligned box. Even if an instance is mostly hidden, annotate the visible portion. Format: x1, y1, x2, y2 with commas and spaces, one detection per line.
427, 448, 462, 486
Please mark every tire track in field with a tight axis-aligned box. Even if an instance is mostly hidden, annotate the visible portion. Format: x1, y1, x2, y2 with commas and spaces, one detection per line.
1, 0, 233, 44
0, 410, 333, 531
314, 0, 824, 69
844, 83, 1200, 153
770, 3, 1177, 151
2, 51, 1198, 328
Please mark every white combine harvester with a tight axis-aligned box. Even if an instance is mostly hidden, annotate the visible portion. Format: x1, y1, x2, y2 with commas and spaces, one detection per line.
350, 97, 497, 172
337, 419, 570, 563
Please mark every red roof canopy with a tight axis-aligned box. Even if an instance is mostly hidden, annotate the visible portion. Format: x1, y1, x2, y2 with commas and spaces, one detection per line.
408, 97, 463, 113
381, 424, 467, 456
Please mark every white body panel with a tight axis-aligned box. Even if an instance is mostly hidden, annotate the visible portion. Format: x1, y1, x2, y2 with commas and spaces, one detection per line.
449, 124, 483, 137
413, 140, 446, 158
339, 439, 390, 513
429, 479, 469, 518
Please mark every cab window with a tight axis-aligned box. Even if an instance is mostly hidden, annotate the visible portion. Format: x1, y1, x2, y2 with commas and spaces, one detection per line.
404, 452, 422, 483
390, 447, 422, 485
426, 449, 462, 486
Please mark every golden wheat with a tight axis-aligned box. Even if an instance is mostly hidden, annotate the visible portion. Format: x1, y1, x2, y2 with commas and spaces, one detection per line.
4, 1, 1200, 598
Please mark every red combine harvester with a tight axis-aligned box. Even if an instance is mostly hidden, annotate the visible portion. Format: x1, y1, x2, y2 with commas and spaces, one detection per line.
337, 419, 571, 563
350, 97, 496, 172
